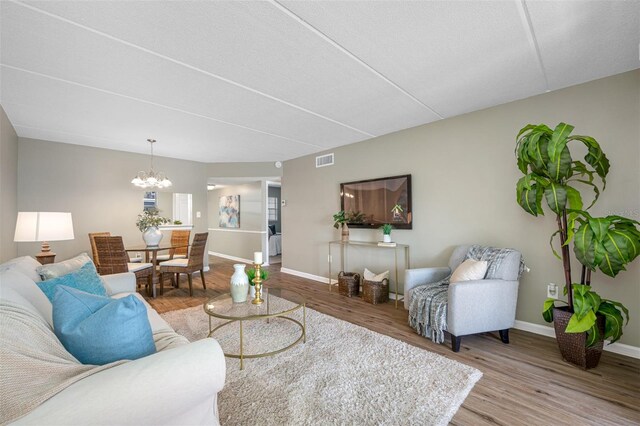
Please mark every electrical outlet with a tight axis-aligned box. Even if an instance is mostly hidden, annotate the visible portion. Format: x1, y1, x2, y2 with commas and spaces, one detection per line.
328, 254, 332, 263
196, 211, 201, 218
547, 283, 559, 299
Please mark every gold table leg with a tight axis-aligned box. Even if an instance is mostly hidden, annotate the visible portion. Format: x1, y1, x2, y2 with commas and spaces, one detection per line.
239, 320, 244, 370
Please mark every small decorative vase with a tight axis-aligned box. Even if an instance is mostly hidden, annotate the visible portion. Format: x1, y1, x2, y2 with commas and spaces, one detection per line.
230, 264, 249, 303
383, 234, 392, 243
341, 223, 349, 242
142, 226, 163, 246
249, 284, 256, 299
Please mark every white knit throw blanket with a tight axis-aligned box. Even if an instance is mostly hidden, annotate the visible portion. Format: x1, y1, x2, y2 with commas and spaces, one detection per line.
0, 301, 125, 424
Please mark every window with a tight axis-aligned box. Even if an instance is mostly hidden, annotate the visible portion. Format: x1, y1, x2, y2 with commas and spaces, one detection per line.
268, 197, 278, 222
143, 191, 157, 211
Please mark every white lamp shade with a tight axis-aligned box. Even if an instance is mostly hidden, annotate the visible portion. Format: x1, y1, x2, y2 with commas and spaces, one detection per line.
14, 212, 75, 242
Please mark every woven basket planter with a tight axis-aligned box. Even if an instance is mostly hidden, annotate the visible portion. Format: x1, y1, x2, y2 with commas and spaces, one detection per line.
338, 271, 360, 297
553, 307, 605, 369
362, 278, 389, 304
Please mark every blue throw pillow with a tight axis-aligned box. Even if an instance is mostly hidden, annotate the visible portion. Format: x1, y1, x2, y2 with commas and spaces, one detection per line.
37, 261, 107, 302
52, 285, 156, 365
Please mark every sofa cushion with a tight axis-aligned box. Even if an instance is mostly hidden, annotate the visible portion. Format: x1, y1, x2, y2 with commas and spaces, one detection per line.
0, 269, 53, 327
450, 259, 488, 283
53, 286, 156, 365
37, 262, 107, 302
37, 253, 92, 280
0, 256, 43, 282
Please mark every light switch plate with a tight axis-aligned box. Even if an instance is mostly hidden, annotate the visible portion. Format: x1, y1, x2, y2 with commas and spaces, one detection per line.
547, 283, 559, 299
196, 211, 201, 218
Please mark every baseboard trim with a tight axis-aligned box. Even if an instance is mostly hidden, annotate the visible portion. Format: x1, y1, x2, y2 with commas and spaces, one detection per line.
208, 251, 252, 265
280, 267, 338, 285
514, 320, 640, 359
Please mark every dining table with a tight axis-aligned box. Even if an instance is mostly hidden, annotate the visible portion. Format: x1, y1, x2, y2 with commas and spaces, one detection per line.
125, 243, 189, 298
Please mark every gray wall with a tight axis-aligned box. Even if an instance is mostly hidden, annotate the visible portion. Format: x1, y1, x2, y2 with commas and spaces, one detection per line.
208, 181, 264, 261
0, 105, 18, 262
282, 70, 640, 346
16, 138, 211, 266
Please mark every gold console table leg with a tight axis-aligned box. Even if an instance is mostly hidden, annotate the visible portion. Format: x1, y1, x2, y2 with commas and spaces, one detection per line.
239, 320, 244, 370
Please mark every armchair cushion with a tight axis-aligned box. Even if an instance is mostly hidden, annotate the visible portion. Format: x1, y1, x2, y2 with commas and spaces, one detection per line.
450, 259, 488, 283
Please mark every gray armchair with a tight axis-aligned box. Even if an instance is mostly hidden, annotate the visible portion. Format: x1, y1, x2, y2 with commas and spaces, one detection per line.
404, 245, 522, 352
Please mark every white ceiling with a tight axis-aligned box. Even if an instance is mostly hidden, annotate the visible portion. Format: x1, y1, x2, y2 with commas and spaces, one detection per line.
1, 1, 638, 163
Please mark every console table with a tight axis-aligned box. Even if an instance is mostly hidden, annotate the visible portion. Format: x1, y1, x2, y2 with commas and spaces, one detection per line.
328, 240, 410, 308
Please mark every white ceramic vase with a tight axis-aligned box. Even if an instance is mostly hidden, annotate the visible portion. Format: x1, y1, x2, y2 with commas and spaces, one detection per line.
249, 284, 256, 299
230, 264, 249, 303
383, 234, 392, 243
142, 226, 163, 246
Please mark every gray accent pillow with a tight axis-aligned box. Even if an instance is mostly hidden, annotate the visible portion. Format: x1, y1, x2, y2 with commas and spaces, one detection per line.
37, 252, 92, 280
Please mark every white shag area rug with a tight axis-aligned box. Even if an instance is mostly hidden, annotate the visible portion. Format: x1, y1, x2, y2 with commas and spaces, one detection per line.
161, 300, 482, 426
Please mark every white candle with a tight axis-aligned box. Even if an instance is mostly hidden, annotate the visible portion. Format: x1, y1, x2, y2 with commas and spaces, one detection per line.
254, 251, 263, 264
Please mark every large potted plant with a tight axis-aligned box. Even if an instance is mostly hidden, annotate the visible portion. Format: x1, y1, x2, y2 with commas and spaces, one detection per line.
515, 122, 639, 369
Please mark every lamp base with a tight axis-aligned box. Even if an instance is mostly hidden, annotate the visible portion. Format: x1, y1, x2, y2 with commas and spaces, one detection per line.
36, 252, 56, 265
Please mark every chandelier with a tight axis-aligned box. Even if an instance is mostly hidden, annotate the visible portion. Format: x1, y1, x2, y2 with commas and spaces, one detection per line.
131, 139, 172, 189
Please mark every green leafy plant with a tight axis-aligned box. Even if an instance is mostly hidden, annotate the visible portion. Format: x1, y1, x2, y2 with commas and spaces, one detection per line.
380, 224, 393, 235
173, 220, 183, 225
333, 210, 348, 229
136, 210, 170, 232
246, 267, 269, 286
515, 122, 639, 347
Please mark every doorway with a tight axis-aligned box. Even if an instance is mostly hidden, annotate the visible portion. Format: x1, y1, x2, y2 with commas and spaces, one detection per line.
266, 181, 282, 264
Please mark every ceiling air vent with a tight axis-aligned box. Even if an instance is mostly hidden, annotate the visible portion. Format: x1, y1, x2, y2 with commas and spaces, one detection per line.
316, 153, 334, 168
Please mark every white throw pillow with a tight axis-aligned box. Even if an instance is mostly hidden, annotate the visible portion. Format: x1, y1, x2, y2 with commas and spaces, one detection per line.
364, 268, 390, 282
36, 252, 92, 280
450, 259, 488, 283
0, 256, 43, 282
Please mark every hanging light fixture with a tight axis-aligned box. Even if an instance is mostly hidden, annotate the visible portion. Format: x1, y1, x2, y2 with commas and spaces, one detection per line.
131, 139, 172, 189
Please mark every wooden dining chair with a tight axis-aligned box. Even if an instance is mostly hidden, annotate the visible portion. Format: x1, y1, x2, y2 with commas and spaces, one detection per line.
93, 236, 153, 293
155, 229, 191, 263
159, 233, 208, 296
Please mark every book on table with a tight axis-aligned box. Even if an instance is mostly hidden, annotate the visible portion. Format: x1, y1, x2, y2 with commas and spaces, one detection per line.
377, 242, 397, 247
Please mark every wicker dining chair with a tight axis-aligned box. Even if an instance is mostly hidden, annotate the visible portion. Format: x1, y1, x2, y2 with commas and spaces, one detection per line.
88, 232, 110, 265
154, 229, 191, 263
93, 236, 153, 292
159, 232, 208, 296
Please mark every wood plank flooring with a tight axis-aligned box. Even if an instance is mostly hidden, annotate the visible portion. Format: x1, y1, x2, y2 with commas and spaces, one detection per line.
144, 256, 640, 425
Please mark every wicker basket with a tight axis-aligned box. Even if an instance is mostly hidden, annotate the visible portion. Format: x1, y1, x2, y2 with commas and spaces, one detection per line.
552, 307, 605, 369
338, 271, 361, 297
362, 278, 389, 304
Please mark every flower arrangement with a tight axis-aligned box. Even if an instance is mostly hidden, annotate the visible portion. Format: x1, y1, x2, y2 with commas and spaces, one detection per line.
136, 209, 170, 232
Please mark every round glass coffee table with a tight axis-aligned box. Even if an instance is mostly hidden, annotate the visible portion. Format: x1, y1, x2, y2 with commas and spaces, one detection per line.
204, 287, 306, 370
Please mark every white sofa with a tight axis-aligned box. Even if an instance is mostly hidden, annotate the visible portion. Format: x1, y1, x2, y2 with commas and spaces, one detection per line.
0, 257, 226, 425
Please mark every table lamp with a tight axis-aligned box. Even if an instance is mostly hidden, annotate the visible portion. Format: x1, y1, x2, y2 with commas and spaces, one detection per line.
14, 212, 75, 265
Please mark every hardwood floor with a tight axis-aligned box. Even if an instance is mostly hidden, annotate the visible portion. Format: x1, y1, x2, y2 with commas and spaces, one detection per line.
144, 256, 640, 425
